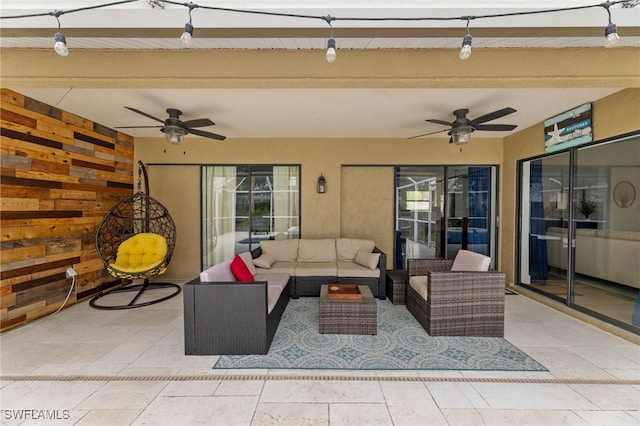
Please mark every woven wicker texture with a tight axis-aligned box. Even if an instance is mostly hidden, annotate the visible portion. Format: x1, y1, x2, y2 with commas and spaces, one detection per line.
386, 270, 408, 304
319, 285, 377, 335
407, 258, 505, 337
96, 191, 176, 280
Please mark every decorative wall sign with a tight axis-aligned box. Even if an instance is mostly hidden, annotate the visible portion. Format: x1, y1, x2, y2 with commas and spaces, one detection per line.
544, 103, 592, 153
613, 181, 636, 208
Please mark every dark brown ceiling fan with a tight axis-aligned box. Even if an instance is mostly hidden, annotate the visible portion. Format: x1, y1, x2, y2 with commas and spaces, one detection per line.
409, 107, 517, 144
116, 106, 226, 143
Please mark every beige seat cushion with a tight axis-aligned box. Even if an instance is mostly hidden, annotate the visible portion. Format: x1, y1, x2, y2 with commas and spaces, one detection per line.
254, 272, 290, 292
294, 262, 337, 276
262, 261, 297, 275
450, 250, 491, 272
337, 261, 379, 278
409, 275, 429, 300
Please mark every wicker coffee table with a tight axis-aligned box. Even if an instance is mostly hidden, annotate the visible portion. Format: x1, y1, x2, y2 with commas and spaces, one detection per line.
319, 284, 377, 335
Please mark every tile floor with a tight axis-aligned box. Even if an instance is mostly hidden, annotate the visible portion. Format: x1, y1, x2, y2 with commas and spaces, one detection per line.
1, 288, 639, 425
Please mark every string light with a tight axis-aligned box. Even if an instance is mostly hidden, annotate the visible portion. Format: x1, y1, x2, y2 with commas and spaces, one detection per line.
459, 17, 473, 60
324, 16, 337, 63
50, 11, 68, 56
1, 0, 633, 61
181, 3, 197, 47
602, 1, 620, 47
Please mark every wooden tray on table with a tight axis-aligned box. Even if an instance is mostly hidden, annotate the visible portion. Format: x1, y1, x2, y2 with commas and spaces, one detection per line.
327, 284, 362, 300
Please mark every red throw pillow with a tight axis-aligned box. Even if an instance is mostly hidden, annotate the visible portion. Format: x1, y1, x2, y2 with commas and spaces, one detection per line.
230, 255, 255, 282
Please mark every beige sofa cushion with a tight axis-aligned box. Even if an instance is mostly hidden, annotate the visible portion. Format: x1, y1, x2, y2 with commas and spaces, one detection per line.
260, 239, 299, 262
200, 259, 235, 282
261, 261, 297, 275
337, 261, 380, 278
254, 272, 290, 292
294, 262, 337, 276
336, 238, 375, 261
238, 251, 258, 275
297, 239, 337, 263
450, 250, 491, 272
409, 275, 429, 300
253, 253, 275, 269
355, 250, 380, 270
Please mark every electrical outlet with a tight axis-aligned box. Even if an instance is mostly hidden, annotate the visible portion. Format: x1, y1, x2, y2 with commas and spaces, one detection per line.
66, 267, 77, 278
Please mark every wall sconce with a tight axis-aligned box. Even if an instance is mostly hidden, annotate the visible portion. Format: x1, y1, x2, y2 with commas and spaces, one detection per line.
317, 174, 327, 193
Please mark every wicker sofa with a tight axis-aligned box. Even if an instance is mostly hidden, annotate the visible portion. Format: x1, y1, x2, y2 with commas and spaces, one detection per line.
406, 251, 505, 337
183, 252, 291, 355
250, 238, 387, 298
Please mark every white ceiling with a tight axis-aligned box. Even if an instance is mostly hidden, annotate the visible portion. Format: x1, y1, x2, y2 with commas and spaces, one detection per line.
2, 1, 638, 140
11, 87, 624, 140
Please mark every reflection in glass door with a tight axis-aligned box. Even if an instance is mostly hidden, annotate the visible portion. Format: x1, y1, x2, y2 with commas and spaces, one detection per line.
202, 165, 300, 268
395, 166, 497, 269
446, 166, 497, 266
396, 167, 443, 265
518, 134, 639, 332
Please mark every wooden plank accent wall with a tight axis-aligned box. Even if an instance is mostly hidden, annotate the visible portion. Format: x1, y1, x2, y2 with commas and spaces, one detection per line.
0, 89, 134, 331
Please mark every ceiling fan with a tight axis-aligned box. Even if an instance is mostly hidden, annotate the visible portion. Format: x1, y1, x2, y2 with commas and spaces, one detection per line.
409, 107, 517, 145
116, 107, 226, 143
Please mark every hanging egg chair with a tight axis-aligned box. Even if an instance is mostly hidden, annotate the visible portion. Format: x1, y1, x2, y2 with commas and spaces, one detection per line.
91, 161, 181, 310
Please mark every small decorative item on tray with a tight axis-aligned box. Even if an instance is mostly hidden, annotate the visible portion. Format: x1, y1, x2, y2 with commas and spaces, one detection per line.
327, 284, 362, 300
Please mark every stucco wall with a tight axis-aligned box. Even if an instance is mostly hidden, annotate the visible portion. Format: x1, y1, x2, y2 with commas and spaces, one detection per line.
135, 137, 503, 274
500, 88, 640, 285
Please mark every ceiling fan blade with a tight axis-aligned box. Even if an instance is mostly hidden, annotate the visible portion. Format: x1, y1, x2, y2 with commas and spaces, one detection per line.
471, 107, 516, 125
124, 106, 165, 124
426, 119, 453, 126
182, 118, 215, 128
407, 128, 449, 139
188, 127, 226, 141
114, 125, 163, 129
475, 124, 518, 131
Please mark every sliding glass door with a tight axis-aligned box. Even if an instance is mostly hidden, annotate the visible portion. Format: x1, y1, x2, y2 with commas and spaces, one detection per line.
446, 166, 497, 263
202, 165, 300, 268
518, 152, 571, 299
395, 165, 497, 269
518, 133, 639, 332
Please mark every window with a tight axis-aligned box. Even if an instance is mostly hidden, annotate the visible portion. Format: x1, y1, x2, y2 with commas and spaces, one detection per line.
202, 165, 300, 268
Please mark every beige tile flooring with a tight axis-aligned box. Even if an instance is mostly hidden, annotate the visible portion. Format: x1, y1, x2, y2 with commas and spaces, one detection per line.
1, 287, 639, 426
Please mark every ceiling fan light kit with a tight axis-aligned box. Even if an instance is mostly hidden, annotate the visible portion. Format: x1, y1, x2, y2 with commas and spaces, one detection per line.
451, 125, 474, 145
116, 107, 226, 143
410, 107, 518, 145
161, 125, 188, 144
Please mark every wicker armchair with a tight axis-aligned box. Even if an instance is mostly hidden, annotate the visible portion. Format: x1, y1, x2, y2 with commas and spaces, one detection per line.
406, 256, 505, 337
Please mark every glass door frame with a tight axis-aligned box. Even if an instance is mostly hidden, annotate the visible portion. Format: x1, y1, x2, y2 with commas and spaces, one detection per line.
394, 164, 499, 269
515, 130, 640, 333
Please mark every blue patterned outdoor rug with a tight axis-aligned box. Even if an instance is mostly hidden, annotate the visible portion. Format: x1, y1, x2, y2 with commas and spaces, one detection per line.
213, 298, 547, 371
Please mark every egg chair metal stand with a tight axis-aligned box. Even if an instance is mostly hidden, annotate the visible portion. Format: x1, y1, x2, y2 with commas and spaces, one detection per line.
91, 161, 181, 310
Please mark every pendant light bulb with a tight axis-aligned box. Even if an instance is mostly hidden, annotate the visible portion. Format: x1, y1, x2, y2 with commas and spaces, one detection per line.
459, 33, 472, 60
326, 38, 336, 63
604, 23, 619, 48
181, 22, 193, 47
53, 32, 69, 56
